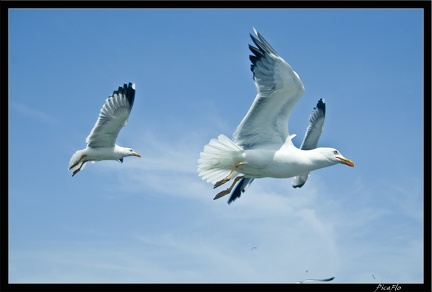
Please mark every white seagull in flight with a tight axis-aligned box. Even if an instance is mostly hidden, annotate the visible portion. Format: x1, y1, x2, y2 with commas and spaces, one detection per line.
228, 98, 327, 204
198, 28, 354, 201
68, 82, 141, 176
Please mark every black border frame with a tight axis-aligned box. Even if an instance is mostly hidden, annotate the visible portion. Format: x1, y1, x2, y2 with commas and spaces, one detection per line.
2, 1, 430, 291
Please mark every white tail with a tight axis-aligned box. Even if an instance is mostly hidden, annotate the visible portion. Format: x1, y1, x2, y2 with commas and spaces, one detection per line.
198, 134, 244, 184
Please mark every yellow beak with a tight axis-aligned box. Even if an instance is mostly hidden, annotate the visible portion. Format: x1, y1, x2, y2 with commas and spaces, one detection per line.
337, 156, 354, 167
133, 152, 142, 158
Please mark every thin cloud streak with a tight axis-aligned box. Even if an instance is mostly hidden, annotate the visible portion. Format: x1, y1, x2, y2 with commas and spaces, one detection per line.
11, 101, 57, 126
51, 126, 424, 284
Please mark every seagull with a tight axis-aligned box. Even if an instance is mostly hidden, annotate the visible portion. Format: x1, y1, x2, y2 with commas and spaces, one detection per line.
197, 28, 354, 201
68, 82, 141, 176
295, 276, 335, 283
227, 98, 326, 204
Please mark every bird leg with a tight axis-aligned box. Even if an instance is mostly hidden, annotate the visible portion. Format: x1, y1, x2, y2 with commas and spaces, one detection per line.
213, 162, 245, 189
71, 158, 87, 177
213, 175, 245, 200
72, 167, 81, 177
69, 154, 87, 170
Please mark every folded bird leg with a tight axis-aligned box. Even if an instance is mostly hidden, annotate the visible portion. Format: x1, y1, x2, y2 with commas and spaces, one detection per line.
70, 155, 88, 177
69, 154, 88, 170
214, 175, 245, 200
213, 161, 245, 189
72, 160, 87, 177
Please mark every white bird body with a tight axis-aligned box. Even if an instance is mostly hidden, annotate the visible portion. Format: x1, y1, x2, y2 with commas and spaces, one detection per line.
242, 147, 339, 179
68, 82, 141, 176
198, 28, 354, 202
69, 145, 137, 164
200, 134, 344, 182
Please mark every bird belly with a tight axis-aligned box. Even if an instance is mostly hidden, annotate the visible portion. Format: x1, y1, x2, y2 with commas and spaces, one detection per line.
86, 147, 119, 161
237, 148, 314, 179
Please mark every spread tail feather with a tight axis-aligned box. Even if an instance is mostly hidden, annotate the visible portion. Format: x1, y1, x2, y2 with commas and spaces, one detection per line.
198, 134, 244, 184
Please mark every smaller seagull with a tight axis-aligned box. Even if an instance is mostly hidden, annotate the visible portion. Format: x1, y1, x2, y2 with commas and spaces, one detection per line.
68, 82, 141, 176
251, 246, 257, 250
296, 276, 335, 284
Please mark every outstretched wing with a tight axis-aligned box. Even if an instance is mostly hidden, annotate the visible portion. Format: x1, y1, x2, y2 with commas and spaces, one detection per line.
86, 82, 136, 148
233, 28, 305, 149
292, 98, 326, 188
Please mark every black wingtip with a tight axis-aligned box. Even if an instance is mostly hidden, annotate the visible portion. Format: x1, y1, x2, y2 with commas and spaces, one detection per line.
315, 98, 326, 116
115, 82, 136, 109
227, 178, 255, 204
249, 44, 263, 74
227, 186, 242, 204
248, 29, 279, 77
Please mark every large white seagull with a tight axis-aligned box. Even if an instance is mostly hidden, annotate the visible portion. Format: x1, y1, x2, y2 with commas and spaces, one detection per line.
198, 28, 354, 202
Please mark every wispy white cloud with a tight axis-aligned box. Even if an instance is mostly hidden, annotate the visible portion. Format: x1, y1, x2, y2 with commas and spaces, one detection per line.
10, 101, 57, 126
10, 113, 423, 284
76, 124, 424, 282
9, 174, 423, 284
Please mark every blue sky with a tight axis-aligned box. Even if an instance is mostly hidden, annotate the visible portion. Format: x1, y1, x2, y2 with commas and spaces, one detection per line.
7, 7, 427, 286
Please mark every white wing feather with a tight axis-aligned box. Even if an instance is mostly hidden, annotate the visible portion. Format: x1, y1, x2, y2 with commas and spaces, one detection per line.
233, 28, 304, 148
292, 98, 326, 188
86, 83, 135, 148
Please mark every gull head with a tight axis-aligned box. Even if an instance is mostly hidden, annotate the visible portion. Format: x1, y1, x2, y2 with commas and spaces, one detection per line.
331, 148, 354, 167
315, 147, 354, 167
122, 147, 141, 158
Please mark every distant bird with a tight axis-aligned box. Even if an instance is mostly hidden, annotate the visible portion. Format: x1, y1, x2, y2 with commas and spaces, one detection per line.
296, 276, 335, 283
227, 98, 327, 204
68, 82, 141, 176
198, 28, 354, 202
251, 246, 257, 250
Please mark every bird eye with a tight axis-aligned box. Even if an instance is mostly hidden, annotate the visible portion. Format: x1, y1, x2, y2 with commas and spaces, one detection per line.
333, 150, 338, 155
